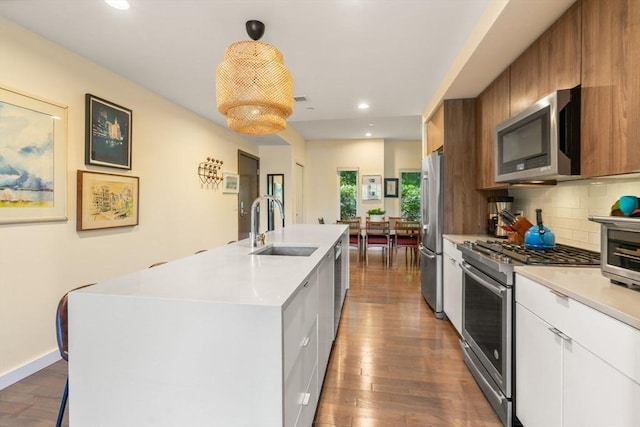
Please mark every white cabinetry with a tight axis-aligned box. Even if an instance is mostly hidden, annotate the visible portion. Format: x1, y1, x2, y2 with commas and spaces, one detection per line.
284, 271, 319, 427
442, 239, 463, 334
317, 248, 334, 386
515, 273, 640, 427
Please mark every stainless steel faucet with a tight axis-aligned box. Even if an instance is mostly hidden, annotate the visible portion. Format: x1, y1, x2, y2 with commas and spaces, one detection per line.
250, 195, 285, 247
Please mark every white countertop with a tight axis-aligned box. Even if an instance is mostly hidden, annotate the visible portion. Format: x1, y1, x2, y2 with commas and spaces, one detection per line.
76, 224, 347, 307
444, 233, 640, 330
516, 266, 640, 330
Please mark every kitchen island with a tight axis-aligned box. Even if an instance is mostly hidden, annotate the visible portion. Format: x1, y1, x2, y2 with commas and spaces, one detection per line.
68, 224, 348, 427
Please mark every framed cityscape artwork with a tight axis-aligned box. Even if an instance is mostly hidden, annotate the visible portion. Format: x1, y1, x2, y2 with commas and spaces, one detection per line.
77, 170, 139, 231
85, 94, 132, 169
0, 86, 68, 224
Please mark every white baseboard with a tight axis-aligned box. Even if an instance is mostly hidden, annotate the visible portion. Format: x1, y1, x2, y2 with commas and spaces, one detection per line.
0, 350, 61, 390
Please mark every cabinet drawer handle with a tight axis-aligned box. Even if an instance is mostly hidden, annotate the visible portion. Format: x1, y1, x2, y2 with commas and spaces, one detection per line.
548, 327, 572, 342
549, 288, 568, 299
303, 281, 310, 288
301, 336, 310, 347
301, 392, 311, 406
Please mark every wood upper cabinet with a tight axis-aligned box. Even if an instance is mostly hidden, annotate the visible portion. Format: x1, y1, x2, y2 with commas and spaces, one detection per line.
510, 2, 581, 116
581, 0, 640, 177
426, 104, 444, 153
475, 69, 510, 190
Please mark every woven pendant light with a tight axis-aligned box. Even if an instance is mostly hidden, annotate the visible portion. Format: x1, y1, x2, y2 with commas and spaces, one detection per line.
216, 20, 293, 135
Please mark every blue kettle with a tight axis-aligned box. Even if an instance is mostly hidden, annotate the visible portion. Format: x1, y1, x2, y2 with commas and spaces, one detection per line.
524, 209, 556, 250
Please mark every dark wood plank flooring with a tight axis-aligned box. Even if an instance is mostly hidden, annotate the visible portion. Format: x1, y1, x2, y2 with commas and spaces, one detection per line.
0, 247, 500, 427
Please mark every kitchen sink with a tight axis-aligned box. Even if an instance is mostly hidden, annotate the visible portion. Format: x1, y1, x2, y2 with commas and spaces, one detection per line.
251, 245, 318, 257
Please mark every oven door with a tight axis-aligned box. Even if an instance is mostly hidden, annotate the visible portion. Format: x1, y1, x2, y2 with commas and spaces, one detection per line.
461, 261, 512, 398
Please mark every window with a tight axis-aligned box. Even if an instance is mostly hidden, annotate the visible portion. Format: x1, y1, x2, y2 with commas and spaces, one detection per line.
339, 169, 357, 219
400, 171, 420, 220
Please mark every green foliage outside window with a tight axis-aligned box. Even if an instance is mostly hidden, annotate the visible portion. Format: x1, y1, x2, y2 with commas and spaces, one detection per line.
400, 171, 421, 220
339, 170, 357, 219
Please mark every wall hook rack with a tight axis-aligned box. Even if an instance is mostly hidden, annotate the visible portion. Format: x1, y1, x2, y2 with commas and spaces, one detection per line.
198, 157, 224, 188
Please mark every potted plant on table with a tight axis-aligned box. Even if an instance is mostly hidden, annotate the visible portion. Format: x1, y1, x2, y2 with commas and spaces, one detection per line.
367, 208, 386, 222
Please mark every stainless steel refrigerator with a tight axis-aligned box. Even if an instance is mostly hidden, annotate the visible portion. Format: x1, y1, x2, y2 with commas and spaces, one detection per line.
419, 151, 444, 319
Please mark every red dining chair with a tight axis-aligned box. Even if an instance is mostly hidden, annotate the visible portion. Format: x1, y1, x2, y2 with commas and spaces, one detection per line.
364, 220, 391, 266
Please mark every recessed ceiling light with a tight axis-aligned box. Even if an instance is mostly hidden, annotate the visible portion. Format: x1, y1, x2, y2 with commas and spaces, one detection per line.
368, 123, 374, 126
358, 102, 369, 110
105, 0, 130, 10
365, 132, 372, 137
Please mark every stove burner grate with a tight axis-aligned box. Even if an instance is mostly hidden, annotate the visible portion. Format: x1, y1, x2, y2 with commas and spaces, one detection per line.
475, 240, 600, 266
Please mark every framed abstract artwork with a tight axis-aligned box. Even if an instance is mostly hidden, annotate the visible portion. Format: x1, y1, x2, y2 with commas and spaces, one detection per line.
222, 172, 239, 194
361, 174, 382, 200
85, 94, 132, 169
0, 86, 68, 224
77, 170, 139, 231
384, 178, 399, 197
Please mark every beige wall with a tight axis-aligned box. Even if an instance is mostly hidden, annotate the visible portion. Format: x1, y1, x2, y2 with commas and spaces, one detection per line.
0, 19, 259, 383
305, 138, 421, 224
510, 176, 640, 252
383, 140, 422, 217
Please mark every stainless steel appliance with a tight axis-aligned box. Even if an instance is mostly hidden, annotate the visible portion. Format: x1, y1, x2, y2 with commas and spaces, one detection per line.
419, 151, 444, 319
495, 85, 581, 183
457, 240, 600, 426
589, 215, 640, 290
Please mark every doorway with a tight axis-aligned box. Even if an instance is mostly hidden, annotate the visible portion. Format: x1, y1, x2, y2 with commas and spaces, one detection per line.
238, 150, 259, 240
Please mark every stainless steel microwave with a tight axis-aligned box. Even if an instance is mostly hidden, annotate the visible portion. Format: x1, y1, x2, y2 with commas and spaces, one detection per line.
495, 86, 581, 183
589, 215, 640, 290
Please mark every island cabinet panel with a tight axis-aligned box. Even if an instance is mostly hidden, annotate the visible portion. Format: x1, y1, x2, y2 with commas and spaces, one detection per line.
515, 274, 640, 427
581, 0, 640, 177
316, 249, 334, 386
475, 69, 510, 190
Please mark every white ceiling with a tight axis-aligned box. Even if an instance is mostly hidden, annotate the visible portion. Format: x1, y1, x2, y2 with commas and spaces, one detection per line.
0, 0, 575, 145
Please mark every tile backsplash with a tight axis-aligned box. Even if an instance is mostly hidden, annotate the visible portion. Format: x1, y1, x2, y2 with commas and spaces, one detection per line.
509, 175, 640, 252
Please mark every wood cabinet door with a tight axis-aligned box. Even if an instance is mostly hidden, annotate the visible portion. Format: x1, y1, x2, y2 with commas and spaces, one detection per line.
510, 2, 581, 116
426, 103, 444, 153
581, 0, 640, 177
515, 303, 563, 427
475, 69, 510, 190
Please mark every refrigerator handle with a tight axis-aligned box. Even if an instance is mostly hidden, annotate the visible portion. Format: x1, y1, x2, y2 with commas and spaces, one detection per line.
419, 244, 436, 259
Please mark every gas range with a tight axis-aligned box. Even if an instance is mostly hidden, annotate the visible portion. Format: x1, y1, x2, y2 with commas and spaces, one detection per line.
457, 240, 600, 286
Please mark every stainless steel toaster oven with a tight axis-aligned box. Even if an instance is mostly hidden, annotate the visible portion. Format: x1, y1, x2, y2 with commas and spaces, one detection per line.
589, 216, 640, 290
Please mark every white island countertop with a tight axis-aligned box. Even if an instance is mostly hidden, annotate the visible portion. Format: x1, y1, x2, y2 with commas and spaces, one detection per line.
75, 224, 346, 307
68, 224, 348, 427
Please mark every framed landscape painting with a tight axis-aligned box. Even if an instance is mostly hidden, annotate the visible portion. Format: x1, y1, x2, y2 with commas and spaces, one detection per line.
77, 170, 139, 231
85, 94, 132, 169
0, 86, 68, 224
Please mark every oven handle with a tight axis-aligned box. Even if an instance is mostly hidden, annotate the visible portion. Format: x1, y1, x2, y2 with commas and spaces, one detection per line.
460, 261, 507, 297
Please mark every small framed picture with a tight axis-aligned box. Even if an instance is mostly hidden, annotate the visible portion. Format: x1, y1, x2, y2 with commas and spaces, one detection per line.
222, 172, 239, 194
85, 94, 132, 169
77, 170, 139, 231
384, 178, 399, 198
361, 175, 382, 200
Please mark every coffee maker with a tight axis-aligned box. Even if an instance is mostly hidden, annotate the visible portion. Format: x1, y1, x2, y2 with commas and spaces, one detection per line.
488, 196, 514, 237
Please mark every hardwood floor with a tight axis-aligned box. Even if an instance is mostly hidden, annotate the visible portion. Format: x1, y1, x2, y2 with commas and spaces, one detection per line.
0, 248, 500, 427
313, 248, 501, 426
